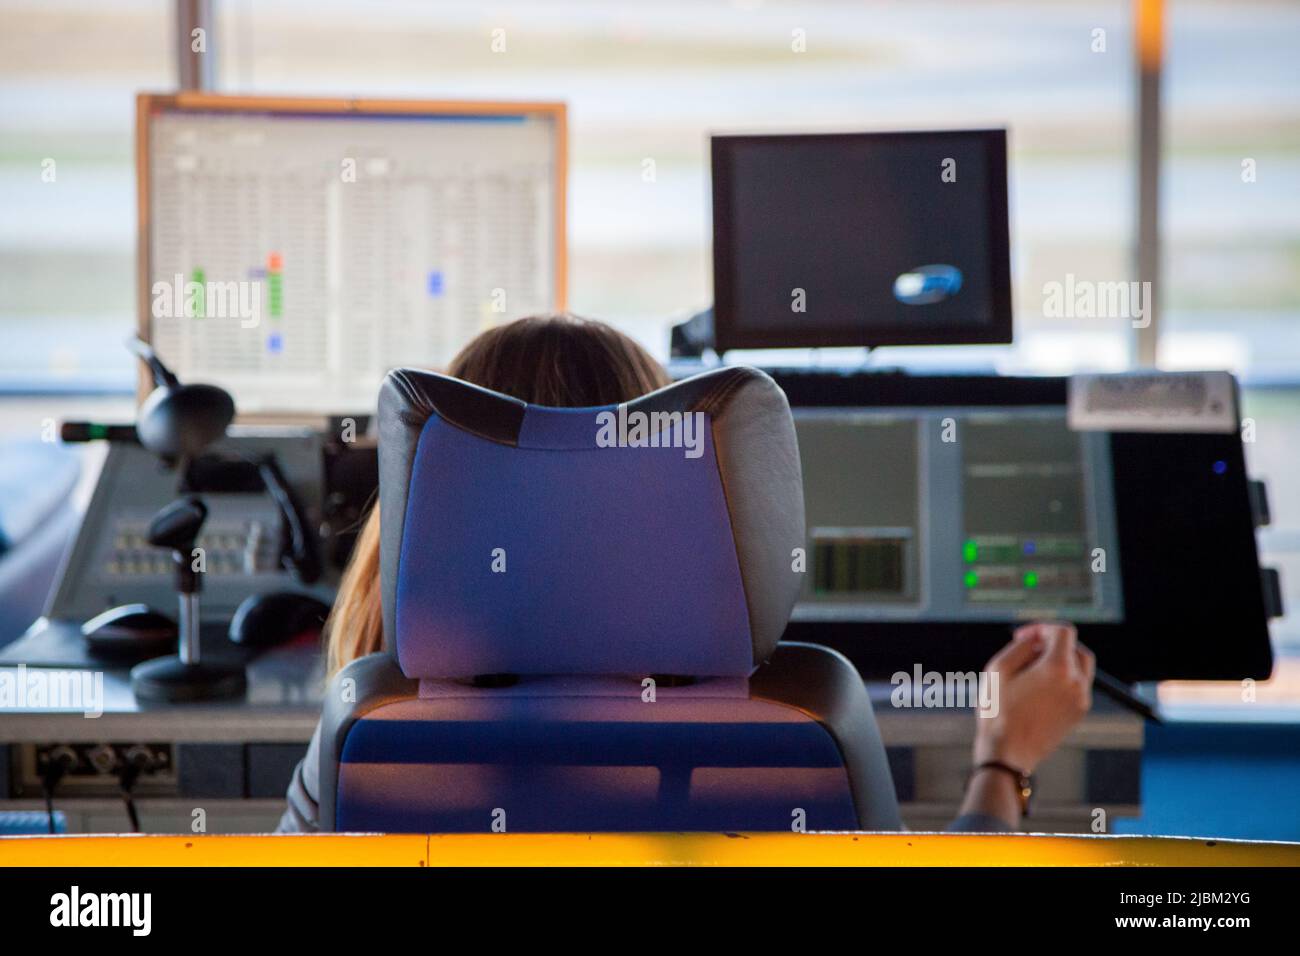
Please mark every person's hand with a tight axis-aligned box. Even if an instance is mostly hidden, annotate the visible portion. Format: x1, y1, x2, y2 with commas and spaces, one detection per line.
973, 622, 1094, 773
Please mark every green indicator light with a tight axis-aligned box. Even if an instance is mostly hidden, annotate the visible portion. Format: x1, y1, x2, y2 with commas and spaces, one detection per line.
89, 423, 107, 440
1024, 571, 1039, 589
962, 540, 978, 563
190, 268, 206, 318
964, 570, 979, 589
269, 274, 283, 318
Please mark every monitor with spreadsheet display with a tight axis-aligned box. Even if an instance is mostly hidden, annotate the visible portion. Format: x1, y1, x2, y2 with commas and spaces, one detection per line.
137, 94, 566, 415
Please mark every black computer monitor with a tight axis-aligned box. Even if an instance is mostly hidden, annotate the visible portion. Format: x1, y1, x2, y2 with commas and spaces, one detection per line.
710, 129, 1012, 351
769, 370, 1275, 683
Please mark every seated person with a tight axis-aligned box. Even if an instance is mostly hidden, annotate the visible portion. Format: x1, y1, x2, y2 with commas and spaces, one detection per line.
278, 312, 1094, 833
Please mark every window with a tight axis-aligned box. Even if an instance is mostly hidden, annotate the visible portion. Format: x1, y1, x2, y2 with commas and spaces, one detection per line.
1, 0, 1295, 645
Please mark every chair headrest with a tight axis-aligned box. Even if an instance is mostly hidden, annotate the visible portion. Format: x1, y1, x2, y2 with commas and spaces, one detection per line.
377, 366, 805, 679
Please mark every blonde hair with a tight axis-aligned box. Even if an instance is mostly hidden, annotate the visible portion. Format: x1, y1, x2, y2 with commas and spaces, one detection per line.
324, 314, 670, 676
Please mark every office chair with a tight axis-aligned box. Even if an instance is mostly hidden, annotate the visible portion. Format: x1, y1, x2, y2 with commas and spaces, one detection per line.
318, 366, 901, 832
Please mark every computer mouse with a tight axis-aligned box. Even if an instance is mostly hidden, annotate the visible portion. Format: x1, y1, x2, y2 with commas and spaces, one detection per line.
228, 592, 332, 649
82, 604, 177, 660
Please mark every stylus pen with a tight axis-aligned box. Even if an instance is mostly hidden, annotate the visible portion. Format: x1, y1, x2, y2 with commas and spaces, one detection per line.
1092, 668, 1163, 724
1006, 627, 1162, 723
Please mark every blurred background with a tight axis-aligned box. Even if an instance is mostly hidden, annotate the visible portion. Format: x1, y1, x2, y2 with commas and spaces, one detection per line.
1, 0, 1298, 648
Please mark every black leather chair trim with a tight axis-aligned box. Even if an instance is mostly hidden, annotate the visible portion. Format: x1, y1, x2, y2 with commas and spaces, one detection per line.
319, 652, 420, 831
751, 642, 903, 830
624, 366, 753, 417
386, 368, 526, 447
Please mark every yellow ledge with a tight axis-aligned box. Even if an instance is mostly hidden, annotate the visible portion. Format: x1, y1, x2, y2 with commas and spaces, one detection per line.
1, 832, 1298, 867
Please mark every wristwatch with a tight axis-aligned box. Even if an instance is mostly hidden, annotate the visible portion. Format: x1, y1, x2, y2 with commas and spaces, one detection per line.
973, 760, 1034, 818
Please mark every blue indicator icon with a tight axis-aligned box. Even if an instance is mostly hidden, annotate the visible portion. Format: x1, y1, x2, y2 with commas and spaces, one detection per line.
893, 264, 963, 305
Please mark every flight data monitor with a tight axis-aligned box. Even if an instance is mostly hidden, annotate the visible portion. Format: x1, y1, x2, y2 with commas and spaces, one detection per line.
791, 407, 1122, 624
711, 130, 1012, 350
138, 94, 566, 415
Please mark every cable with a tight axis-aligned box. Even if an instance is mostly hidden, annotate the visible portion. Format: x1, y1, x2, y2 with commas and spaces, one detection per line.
39, 747, 78, 835
120, 791, 141, 834
117, 746, 155, 834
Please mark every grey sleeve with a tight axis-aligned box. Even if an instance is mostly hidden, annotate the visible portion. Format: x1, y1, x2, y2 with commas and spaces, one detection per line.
275, 722, 323, 834
947, 812, 1016, 833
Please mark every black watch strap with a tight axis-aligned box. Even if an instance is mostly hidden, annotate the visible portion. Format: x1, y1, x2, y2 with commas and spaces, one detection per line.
973, 760, 1034, 818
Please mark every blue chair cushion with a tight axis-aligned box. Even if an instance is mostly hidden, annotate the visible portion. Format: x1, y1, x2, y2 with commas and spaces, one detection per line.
395, 409, 752, 678
337, 693, 858, 832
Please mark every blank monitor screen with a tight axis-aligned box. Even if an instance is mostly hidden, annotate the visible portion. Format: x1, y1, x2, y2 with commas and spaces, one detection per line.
791, 406, 1122, 624
139, 95, 565, 414
711, 130, 1011, 350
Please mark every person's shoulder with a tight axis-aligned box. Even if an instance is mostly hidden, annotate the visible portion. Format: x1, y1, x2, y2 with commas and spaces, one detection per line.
276, 721, 323, 833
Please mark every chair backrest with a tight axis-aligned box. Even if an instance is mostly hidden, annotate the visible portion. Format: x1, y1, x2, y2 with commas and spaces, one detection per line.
376, 365, 804, 679
319, 366, 901, 832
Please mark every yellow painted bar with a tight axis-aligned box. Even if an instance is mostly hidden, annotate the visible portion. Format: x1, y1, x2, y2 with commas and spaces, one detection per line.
1, 832, 1297, 868
0, 833, 428, 868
